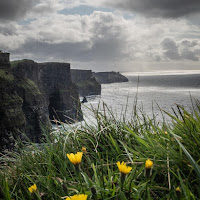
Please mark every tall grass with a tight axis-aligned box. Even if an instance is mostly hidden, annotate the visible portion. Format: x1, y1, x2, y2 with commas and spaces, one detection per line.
0, 99, 200, 199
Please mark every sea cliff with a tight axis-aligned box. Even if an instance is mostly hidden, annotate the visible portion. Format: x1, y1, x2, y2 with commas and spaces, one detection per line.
0, 53, 82, 151
71, 69, 101, 96
93, 71, 128, 84
12, 60, 82, 122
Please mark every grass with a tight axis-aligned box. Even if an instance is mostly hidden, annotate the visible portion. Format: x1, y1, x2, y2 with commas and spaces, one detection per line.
0, 99, 200, 199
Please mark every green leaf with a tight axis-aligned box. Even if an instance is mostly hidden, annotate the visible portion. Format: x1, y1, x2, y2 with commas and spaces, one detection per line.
172, 133, 200, 182
124, 125, 149, 148
118, 191, 128, 200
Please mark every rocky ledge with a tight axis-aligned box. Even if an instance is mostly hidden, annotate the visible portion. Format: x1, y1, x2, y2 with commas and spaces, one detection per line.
92, 71, 128, 84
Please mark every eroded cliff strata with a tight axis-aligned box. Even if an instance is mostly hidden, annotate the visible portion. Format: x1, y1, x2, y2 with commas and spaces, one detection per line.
12, 61, 82, 123
0, 53, 82, 151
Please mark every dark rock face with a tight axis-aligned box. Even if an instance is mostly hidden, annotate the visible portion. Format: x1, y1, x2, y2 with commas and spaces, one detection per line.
92, 71, 129, 84
12, 61, 83, 123
71, 69, 101, 96
0, 53, 26, 150
0, 53, 82, 151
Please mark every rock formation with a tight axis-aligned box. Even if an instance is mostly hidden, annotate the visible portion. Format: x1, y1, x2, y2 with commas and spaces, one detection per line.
92, 71, 128, 84
71, 69, 101, 96
0, 52, 82, 151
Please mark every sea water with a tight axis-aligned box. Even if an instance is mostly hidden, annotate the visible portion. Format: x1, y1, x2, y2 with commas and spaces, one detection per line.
81, 71, 200, 124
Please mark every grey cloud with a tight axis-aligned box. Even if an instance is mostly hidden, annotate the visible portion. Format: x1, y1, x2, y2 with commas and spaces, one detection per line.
181, 40, 198, 47
8, 12, 129, 63
180, 40, 200, 61
10, 35, 127, 63
161, 38, 181, 60
0, 0, 33, 20
0, 23, 18, 35
181, 49, 199, 61
10, 40, 91, 61
3, 10, 200, 71
9, 39, 127, 72
161, 38, 200, 61
105, 0, 200, 18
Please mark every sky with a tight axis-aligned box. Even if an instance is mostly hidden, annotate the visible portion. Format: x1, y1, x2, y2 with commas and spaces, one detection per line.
0, 0, 200, 72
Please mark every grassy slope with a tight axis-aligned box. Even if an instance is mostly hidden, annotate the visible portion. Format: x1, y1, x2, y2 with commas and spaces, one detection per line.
0, 100, 200, 199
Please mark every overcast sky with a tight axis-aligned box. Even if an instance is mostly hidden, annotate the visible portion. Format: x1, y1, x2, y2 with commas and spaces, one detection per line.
0, 0, 200, 71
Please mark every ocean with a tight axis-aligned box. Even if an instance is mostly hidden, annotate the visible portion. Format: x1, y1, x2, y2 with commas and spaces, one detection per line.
81, 71, 200, 124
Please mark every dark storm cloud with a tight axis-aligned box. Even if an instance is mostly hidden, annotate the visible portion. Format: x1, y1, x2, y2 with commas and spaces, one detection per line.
0, 0, 33, 20
106, 0, 200, 18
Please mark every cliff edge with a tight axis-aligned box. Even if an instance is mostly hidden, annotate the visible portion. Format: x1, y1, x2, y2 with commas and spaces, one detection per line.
92, 71, 128, 84
71, 69, 101, 96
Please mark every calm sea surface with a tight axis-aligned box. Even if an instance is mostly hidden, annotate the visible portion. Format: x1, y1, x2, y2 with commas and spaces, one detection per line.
81, 71, 200, 124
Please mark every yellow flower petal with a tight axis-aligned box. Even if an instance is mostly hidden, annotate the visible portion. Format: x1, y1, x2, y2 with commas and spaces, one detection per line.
145, 159, 153, 169
65, 194, 88, 200
117, 161, 132, 174
28, 184, 37, 193
176, 187, 181, 192
67, 152, 83, 165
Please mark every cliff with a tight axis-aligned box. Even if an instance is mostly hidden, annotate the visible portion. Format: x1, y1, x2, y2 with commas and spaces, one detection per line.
0, 53, 26, 150
12, 60, 82, 123
71, 69, 101, 96
92, 71, 128, 84
0, 53, 82, 151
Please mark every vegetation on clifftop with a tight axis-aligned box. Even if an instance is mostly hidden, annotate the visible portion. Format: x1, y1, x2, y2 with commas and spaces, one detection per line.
0, 100, 200, 199
10, 59, 34, 68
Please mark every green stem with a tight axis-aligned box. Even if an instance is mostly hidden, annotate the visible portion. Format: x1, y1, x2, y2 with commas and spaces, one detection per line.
145, 181, 148, 199
75, 165, 84, 193
121, 173, 126, 191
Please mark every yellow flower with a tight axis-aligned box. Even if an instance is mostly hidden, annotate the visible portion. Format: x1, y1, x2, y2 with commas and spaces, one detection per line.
82, 147, 87, 153
65, 194, 88, 200
117, 161, 132, 174
28, 184, 37, 193
67, 152, 83, 165
176, 187, 181, 192
145, 159, 153, 169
